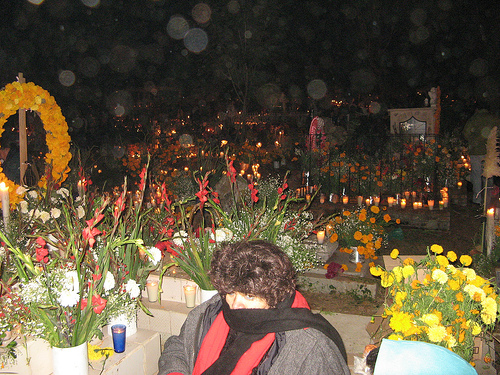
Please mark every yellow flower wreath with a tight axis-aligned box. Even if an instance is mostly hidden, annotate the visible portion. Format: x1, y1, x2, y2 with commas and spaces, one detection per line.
0, 81, 72, 206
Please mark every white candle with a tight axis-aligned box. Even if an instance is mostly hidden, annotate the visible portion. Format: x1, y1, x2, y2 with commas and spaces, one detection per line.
357, 196, 363, 206
146, 281, 159, 303
387, 197, 394, 207
183, 285, 197, 308
306, 194, 311, 203
401, 199, 406, 209
317, 230, 325, 245
413, 202, 418, 210
428, 200, 434, 210
342, 195, 349, 204
0, 182, 9, 228
486, 208, 495, 256
374, 196, 380, 207
77, 180, 84, 199
365, 198, 371, 206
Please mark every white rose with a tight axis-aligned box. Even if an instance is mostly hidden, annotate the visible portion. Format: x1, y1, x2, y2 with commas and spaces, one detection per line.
57, 188, 70, 198
125, 279, 141, 299
19, 200, 29, 214
16, 186, 27, 195
103, 271, 116, 292
147, 247, 162, 266
76, 206, 85, 219
39, 211, 51, 223
50, 207, 61, 219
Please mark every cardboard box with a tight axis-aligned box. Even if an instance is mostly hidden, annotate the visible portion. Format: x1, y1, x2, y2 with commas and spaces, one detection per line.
382, 255, 428, 281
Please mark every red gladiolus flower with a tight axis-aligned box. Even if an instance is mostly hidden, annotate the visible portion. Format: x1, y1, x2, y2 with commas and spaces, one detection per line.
227, 160, 237, 183
35, 237, 49, 263
92, 273, 102, 282
196, 173, 210, 209
91, 295, 107, 314
139, 167, 147, 191
248, 183, 259, 203
83, 215, 103, 248
80, 298, 88, 310
212, 191, 220, 205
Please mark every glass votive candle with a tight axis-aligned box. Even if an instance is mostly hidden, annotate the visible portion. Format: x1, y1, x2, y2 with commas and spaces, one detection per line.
413, 202, 418, 210
146, 280, 159, 303
357, 196, 363, 206
387, 197, 394, 207
111, 324, 127, 353
183, 285, 197, 308
373, 196, 380, 207
439, 200, 444, 210
342, 195, 349, 204
428, 200, 434, 210
443, 198, 449, 208
365, 198, 370, 206
400, 199, 406, 209
317, 230, 325, 245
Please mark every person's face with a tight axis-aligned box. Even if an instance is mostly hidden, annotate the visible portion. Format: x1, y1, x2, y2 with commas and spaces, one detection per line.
225, 291, 269, 309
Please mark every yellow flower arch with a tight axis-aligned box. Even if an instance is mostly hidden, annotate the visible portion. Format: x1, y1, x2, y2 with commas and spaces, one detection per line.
0, 81, 72, 206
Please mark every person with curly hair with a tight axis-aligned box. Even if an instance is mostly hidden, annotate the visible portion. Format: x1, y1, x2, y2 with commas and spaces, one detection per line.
158, 240, 349, 375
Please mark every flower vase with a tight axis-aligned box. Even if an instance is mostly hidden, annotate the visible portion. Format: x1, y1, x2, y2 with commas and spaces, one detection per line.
107, 311, 137, 337
52, 342, 88, 375
349, 246, 365, 264
200, 289, 218, 303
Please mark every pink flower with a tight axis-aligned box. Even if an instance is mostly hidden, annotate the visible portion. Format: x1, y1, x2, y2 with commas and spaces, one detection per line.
91, 295, 107, 314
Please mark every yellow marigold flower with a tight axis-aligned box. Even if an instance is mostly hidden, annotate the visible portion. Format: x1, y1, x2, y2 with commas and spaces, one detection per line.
411, 279, 421, 289
355, 262, 363, 272
446, 251, 457, 262
470, 321, 482, 336
330, 233, 338, 242
421, 313, 440, 327
396, 218, 401, 224
390, 249, 399, 259
359, 213, 367, 221
384, 214, 391, 222
402, 258, 415, 266
446, 264, 457, 275
354, 231, 363, 241
402, 265, 415, 278
389, 311, 413, 333
88, 344, 114, 361
323, 263, 329, 269
368, 261, 375, 268
341, 264, 348, 271
428, 325, 447, 342
393, 266, 403, 282
460, 255, 472, 266
381, 271, 395, 288
370, 205, 380, 214
343, 210, 351, 216
446, 335, 457, 349
430, 244, 443, 254
370, 217, 376, 223
388, 333, 403, 341
395, 291, 407, 307
432, 269, 448, 284
370, 266, 383, 277
481, 297, 497, 325
448, 279, 460, 291
470, 275, 487, 288
462, 268, 476, 281
436, 255, 449, 267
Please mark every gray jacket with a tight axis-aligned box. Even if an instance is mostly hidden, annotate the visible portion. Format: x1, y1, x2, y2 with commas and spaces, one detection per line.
158, 294, 350, 375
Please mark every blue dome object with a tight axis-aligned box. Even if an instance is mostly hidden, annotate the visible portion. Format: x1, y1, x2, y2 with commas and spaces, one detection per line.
373, 339, 477, 375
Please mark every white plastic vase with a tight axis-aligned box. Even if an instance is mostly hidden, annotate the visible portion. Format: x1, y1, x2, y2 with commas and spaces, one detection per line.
52, 342, 88, 375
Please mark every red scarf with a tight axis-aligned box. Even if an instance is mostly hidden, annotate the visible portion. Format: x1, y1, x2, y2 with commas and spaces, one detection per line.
192, 292, 310, 375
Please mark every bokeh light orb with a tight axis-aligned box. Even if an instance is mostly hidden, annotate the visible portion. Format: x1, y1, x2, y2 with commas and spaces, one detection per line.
307, 79, 327, 100
167, 15, 189, 40
183, 28, 208, 53
192, 3, 212, 24
58, 70, 76, 87
81, 0, 100, 8
27, 0, 45, 5
106, 90, 133, 117
227, 0, 240, 14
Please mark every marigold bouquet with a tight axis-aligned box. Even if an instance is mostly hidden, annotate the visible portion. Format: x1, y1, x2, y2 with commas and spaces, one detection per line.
328, 205, 397, 260
369, 244, 500, 361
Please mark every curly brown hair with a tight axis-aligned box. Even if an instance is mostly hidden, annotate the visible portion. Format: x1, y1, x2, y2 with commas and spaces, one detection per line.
209, 240, 296, 308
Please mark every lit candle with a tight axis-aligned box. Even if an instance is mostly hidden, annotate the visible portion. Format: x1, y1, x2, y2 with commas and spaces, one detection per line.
374, 196, 380, 207
387, 197, 394, 207
457, 181, 463, 188
411, 191, 417, 200
146, 280, 159, 303
183, 285, 197, 308
401, 199, 406, 209
306, 193, 311, 203
0, 182, 9, 228
486, 208, 495, 256
439, 200, 444, 210
317, 230, 325, 245
342, 195, 349, 204
357, 196, 363, 206
428, 200, 434, 210
320, 193, 326, 204
443, 197, 448, 208
418, 202, 423, 209
404, 191, 410, 201
77, 180, 85, 199
111, 324, 127, 353
413, 202, 418, 210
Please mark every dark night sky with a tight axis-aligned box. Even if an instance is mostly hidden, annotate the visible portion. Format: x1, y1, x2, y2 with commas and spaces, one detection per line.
1, 0, 500, 142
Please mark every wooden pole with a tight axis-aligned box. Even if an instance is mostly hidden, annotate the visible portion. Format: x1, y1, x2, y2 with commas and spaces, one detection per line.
18, 73, 28, 185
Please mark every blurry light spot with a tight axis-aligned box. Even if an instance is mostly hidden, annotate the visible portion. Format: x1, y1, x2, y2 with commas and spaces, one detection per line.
59, 70, 76, 87
192, 3, 212, 24
114, 105, 125, 116
167, 15, 189, 40
81, 0, 100, 7
106, 90, 133, 117
227, 0, 240, 14
469, 58, 488, 77
438, 0, 452, 11
109, 45, 137, 73
410, 8, 427, 26
369, 102, 381, 114
27, 0, 45, 4
181, 49, 188, 56
244, 30, 252, 39
307, 79, 327, 100
183, 28, 208, 53
79, 56, 100, 77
